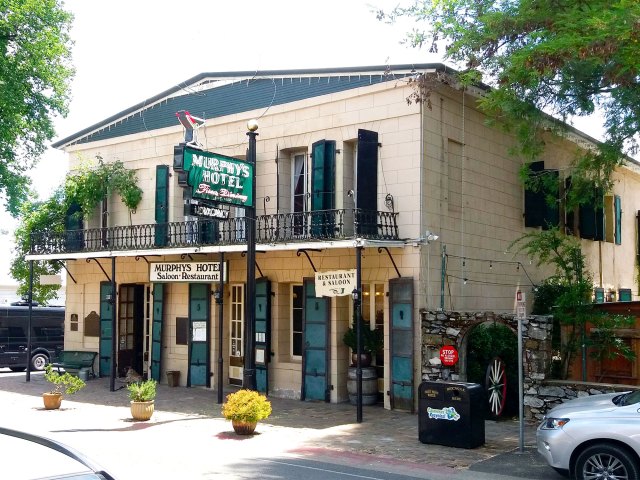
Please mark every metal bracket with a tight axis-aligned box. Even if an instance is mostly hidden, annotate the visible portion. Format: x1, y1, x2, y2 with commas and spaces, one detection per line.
86, 258, 111, 282
378, 246, 401, 278
54, 260, 77, 284
240, 251, 264, 277
135, 255, 161, 264
297, 249, 322, 273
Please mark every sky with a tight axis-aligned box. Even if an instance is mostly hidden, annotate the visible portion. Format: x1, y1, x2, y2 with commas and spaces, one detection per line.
1, 0, 606, 285
0, 0, 433, 284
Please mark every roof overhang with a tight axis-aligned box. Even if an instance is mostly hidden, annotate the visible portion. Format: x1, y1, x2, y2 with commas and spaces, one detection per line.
25, 239, 408, 262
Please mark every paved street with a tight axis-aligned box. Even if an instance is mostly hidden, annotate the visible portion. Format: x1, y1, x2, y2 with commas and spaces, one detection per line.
0, 370, 560, 479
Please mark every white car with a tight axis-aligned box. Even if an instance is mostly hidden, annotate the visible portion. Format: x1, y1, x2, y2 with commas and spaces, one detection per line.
537, 389, 640, 479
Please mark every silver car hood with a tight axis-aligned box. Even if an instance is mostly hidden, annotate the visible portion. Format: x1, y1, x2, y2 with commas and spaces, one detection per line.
546, 392, 625, 417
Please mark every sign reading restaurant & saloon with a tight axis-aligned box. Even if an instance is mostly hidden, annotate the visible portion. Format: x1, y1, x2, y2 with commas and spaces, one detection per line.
150, 262, 228, 283
314, 269, 357, 297
174, 145, 254, 208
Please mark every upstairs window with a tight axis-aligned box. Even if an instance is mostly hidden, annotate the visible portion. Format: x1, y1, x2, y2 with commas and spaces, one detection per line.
524, 161, 559, 229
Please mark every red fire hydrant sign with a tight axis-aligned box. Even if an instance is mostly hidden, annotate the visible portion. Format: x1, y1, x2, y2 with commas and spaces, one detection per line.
439, 345, 459, 366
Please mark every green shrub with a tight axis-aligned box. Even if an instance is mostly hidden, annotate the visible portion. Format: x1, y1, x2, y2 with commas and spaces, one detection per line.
127, 379, 157, 402
44, 364, 86, 395
222, 389, 272, 423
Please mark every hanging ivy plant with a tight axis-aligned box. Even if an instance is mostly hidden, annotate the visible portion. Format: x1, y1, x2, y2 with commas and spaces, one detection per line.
65, 156, 143, 213
11, 157, 143, 304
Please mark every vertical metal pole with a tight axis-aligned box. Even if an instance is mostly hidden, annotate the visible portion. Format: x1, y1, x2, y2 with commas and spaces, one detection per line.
26, 261, 34, 382
440, 245, 446, 310
355, 244, 363, 423
110, 257, 116, 392
243, 122, 258, 391
217, 253, 224, 404
518, 315, 524, 453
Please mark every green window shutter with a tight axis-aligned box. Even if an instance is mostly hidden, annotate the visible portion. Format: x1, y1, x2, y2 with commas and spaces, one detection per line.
155, 165, 169, 247
542, 169, 559, 229
524, 161, 545, 228
615, 195, 622, 245
524, 162, 559, 229
580, 189, 604, 241
356, 130, 379, 236
65, 202, 84, 251
311, 140, 335, 211
310, 140, 336, 237
356, 130, 378, 210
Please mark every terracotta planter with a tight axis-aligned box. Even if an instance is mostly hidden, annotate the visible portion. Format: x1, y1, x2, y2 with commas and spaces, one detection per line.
42, 392, 62, 410
231, 420, 257, 435
130, 400, 154, 421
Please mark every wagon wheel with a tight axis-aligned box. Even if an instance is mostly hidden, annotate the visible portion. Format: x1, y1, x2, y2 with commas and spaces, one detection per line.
485, 357, 507, 418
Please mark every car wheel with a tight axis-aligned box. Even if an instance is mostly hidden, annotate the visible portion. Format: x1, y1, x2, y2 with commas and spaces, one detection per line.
9, 367, 26, 372
574, 443, 639, 480
30, 353, 49, 371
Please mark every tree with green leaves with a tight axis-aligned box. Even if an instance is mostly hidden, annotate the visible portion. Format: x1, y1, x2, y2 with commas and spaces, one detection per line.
378, 0, 639, 207
0, 0, 74, 215
512, 228, 634, 379
11, 159, 142, 304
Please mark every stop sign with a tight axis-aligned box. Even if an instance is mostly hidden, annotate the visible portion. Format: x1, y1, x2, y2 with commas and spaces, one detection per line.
439, 345, 459, 366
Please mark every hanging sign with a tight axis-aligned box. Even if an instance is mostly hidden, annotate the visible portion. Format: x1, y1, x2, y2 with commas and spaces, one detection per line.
439, 345, 459, 366
150, 262, 228, 283
174, 145, 254, 208
314, 269, 357, 297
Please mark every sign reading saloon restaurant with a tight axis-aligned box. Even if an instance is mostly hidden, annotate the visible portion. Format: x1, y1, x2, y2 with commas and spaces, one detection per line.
174, 145, 254, 208
150, 262, 228, 283
314, 269, 357, 297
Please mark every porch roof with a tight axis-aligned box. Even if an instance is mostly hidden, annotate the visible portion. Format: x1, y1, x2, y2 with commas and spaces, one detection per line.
25, 238, 408, 262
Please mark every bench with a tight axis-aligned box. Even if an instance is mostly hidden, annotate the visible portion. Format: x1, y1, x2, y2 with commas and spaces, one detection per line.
51, 351, 98, 378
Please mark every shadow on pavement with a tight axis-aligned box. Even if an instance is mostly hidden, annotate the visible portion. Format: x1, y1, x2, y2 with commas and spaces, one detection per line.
469, 447, 566, 479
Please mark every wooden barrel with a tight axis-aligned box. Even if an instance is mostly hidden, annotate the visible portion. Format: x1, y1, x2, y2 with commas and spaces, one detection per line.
347, 366, 378, 405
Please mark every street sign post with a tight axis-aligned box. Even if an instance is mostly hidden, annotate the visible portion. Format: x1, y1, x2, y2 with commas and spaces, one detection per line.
516, 290, 525, 453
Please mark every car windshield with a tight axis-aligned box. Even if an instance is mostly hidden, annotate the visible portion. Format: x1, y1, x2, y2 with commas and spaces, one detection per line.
616, 390, 640, 407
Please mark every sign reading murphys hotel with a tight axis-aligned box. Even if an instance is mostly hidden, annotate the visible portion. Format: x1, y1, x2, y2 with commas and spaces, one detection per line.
174, 145, 254, 208
315, 269, 357, 297
150, 262, 228, 283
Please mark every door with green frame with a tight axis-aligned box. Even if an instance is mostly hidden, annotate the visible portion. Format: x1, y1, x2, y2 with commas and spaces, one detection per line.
389, 277, 414, 412
188, 283, 210, 387
301, 278, 330, 401
255, 278, 271, 394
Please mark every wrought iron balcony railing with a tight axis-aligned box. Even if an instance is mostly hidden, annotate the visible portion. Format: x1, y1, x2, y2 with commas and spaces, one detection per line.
30, 209, 400, 255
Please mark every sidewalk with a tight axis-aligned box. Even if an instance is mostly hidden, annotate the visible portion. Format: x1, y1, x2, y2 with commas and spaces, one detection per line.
0, 371, 551, 478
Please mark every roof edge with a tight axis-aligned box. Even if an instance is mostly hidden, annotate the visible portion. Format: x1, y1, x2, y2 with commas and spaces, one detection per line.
52, 63, 449, 149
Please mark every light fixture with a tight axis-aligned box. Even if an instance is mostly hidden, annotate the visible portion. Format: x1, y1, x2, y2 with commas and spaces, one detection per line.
247, 118, 259, 132
352, 288, 360, 304
212, 289, 222, 303
463, 278, 468, 285
424, 230, 439, 242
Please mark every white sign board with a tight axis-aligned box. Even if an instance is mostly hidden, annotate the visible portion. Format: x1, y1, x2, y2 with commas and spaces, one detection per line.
39, 275, 62, 285
315, 269, 357, 297
192, 321, 207, 341
516, 291, 526, 319
150, 262, 228, 283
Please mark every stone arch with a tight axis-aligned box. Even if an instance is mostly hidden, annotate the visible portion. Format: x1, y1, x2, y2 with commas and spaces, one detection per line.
457, 314, 516, 382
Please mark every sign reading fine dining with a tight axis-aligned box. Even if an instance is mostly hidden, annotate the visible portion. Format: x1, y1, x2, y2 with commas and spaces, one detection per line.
174, 145, 254, 208
150, 262, 228, 283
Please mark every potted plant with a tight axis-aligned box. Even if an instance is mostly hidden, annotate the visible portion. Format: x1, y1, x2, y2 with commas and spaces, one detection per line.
127, 379, 157, 421
343, 318, 383, 367
43, 364, 86, 410
221, 389, 272, 435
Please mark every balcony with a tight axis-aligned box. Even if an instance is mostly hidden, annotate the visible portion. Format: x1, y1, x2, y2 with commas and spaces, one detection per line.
30, 209, 400, 255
